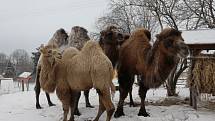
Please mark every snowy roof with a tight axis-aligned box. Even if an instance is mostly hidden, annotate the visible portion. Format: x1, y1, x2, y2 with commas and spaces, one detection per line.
182, 29, 215, 44
18, 72, 31, 78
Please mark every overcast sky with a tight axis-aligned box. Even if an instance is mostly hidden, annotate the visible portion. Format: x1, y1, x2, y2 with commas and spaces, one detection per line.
0, 0, 109, 55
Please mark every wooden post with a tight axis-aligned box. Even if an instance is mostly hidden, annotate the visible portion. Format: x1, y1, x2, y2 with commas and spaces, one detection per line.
26, 80, 29, 91
22, 80, 24, 91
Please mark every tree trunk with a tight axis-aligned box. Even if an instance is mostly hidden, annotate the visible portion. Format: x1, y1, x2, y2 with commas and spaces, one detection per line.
166, 65, 178, 96
166, 59, 188, 96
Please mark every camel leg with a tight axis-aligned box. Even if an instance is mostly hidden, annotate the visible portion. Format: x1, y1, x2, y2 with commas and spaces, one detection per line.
138, 80, 149, 117
35, 67, 42, 109
129, 76, 135, 107
84, 90, 94, 108
93, 90, 105, 121
56, 87, 71, 121
69, 91, 80, 121
114, 72, 134, 118
45, 93, 55, 107
94, 89, 115, 121
129, 90, 135, 107
74, 91, 81, 116
62, 103, 69, 121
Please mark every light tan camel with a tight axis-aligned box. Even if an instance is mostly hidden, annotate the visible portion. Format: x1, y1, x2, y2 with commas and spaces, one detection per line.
39, 40, 115, 121
34, 28, 68, 109
68, 26, 94, 111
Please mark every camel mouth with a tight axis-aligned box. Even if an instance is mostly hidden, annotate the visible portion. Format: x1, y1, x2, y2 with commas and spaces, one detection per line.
178, 49, 189, 58
57, 54, 62, 59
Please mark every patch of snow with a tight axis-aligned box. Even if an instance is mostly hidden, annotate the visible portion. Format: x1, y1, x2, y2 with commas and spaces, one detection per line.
0, 81, 215, 121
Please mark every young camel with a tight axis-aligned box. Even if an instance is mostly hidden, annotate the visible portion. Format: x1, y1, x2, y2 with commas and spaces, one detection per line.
34, 28, 68, 109
39, 40, 115, 121
68, 26, 94, 110
114, 28, 189, 118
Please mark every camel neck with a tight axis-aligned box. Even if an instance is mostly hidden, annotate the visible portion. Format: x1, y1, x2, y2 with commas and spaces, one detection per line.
144, 41, 177, 88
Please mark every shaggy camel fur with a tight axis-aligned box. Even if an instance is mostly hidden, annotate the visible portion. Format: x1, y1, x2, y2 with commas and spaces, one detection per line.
67, 26, 93, 110
39, 40, 115, 121
114, 28, 189, 118
34, 28, 68, 109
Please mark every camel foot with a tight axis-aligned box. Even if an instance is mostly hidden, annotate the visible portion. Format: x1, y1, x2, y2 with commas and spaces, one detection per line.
68, 118, 74, 121
48, 102, 56, 107
138, 111, 150, 117
129, 102, 137, 107
86, 104, 94, 108
74, 109, 81, 116
36, 104, 43, 109
114, 108, 125, 118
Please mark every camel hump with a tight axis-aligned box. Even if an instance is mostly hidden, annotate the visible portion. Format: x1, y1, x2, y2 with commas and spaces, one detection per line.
81, 40, 103, 55
62, 47, 79, 60
131, 28, 151, 41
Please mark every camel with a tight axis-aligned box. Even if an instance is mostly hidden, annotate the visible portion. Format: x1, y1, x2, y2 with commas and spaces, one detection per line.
68, 26, 94, 110
34, 28, 68, 109
39, 40, 115, 121
99, 26, 138, 106
114, 28, 189, 118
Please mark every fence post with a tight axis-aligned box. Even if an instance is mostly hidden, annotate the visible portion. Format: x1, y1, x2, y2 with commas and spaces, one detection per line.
22, 80, 24, 91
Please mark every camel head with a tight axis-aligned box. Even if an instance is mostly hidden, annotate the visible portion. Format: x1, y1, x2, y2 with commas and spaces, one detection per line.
156, 28, 189, 58
39, 44, 62, 67
53, 28, 68, 47
99, 26, 129, 47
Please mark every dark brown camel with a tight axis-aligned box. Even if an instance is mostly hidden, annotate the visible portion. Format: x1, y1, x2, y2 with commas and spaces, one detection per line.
99, 26, 136, 106
114, 28, 189, 117
35, 28, 68, 109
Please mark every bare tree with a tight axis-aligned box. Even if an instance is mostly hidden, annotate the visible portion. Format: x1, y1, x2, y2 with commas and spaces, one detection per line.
183, 0, 215, 29
0, 52, 8, 74
10, 49, 33, 75
96, 0, 158, 34
0, 53, 7, 64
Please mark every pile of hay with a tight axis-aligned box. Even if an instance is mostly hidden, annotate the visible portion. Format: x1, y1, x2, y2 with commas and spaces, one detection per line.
191, 55, 215, 94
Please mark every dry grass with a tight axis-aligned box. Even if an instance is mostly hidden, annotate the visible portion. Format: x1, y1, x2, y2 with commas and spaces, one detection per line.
191, 55, 215, 94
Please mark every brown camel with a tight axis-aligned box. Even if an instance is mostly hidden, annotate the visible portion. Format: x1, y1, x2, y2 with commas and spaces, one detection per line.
34, 28, 68, 109
68, 26, 94, 111
99, 26, 138, 106
114, 28, 189, 118
39, 40, 115, 121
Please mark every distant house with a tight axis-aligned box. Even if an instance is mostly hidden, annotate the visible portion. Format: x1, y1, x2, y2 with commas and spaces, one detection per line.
17, 72, 32, 81
16, 72, 32, 91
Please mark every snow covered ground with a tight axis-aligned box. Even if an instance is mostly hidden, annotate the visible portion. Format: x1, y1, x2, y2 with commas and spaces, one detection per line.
0, 79, 215, 121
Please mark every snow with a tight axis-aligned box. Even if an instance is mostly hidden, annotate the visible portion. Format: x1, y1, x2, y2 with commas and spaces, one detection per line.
0, 79, 215, 121
182, 29, 215, 44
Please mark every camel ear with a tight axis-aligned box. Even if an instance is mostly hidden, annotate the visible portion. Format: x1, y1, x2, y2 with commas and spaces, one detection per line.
124, 34, 130, 40
156, 34, 161, 39
144, 30, 151, 41
39, 44, 45, 53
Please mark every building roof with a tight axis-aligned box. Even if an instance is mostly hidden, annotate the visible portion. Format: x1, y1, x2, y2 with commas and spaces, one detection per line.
18, 72, 31, 78
182, 29, 215, 44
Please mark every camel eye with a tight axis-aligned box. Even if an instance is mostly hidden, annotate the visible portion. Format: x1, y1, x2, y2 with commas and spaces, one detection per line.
48, 50, 52, 54
107, 32, 113, 37
164, 39, 173, 48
